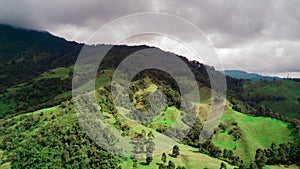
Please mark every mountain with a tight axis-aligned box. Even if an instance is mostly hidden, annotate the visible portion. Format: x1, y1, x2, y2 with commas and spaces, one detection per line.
0, 24, 299, 169
222, 70, 282, 81
0, 24, 82, 91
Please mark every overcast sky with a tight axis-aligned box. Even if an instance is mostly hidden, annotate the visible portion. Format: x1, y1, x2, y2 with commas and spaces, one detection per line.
1, 0, 300, 77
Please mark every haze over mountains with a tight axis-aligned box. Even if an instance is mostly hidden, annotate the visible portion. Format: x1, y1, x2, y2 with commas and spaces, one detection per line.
222, 70, 282, 81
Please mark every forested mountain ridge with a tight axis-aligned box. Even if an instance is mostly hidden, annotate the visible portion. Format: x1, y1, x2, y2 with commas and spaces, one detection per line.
0, 24, 299, 169
0, 24, 223, 118
0, 24, 82, 91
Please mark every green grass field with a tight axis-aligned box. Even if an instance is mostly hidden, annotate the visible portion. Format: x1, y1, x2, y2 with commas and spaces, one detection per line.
38, 66, 74, 80
242, 80, 300, 119
212, 108, 294, 164
122, 144, 235, 169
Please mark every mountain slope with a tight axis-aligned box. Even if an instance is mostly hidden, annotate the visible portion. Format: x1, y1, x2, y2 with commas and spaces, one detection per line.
242, 80, 300, 120
0, 24, 299, 169
0, 24, 82, 91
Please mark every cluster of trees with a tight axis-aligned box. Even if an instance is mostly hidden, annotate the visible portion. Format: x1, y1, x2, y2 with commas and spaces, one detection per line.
198, 140, 222, 158
183, 118, 203, 147
0, 102, 123, 168
218, 122, 242, 141
1, 76, 71, 118
196, 139, 300, 168
222, 149, 244, 167
130, 130, 155, 166
196, 140, 245, 167
248, 142, 300, 168
158, 160, 175, 169
228, 127, 242, 141
203, 142, 300, 169
158, 152, 185, 169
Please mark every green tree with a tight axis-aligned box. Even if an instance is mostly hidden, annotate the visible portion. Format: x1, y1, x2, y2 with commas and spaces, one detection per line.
148, 131, 154, 139
146, 154, 153, 165
220, 162, 227, 169
161, 153, 167, 163
223, 149, 229, 159
172, 145, 180, 157
254, 149, 267, 168
132, 158, 138, 168
249, 162, 259, 169
168, 160, 175, 169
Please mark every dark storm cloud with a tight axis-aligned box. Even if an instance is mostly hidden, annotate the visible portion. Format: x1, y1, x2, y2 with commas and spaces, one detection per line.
0, 0, 299, 77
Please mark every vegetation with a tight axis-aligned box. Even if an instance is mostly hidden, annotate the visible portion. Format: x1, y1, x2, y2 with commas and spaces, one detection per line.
0, 24, 299, 169
0, 103, 123, 168
241, 80, 300, 120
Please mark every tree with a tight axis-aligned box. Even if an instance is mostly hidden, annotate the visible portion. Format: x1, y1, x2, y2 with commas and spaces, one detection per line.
161, 153, 167, 163
148, 131, 154, 139
168, 160, 175, 169
132, 158, 138, 168
220, 162, 227, 169
146, 154, 153, 165
254, 149, 267, 168
176, 166, 186, 169
172, 145, 180, 157
249, 162, 259, 169
232, 156, 241, 166
211, 146, 222, 158
159, 164, 167, 169
199, 144, 203, 153
227, 150, 234, 160
238, 164, 247, 169
223, 149, 229, 159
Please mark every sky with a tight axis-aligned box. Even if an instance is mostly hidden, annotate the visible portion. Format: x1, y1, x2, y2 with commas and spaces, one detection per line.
1, 0, 300, 77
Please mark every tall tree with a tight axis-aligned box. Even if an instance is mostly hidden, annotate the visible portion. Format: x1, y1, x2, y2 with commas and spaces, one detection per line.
172, 145, 180, 157
254, 149, 267, 168
146, 154, 153, 165
168, 160, 175, 169
220, 162, 227, 169
161, 153, 167, 163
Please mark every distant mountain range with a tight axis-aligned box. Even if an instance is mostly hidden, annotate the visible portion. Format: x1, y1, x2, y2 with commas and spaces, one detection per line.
221, 70, 282, 81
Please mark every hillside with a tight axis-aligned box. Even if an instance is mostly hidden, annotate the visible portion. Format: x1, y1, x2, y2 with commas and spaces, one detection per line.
1, 69, 299, 168
212, 107, 294, 163
0, 24, 82, 91
241, 80, 300, 120
0, 24, 299, 169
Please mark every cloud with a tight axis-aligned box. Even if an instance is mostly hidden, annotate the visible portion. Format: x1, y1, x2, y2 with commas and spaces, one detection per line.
0, 0, 299, 77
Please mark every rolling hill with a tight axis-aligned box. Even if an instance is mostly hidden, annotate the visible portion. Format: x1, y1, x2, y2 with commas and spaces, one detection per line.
241, 80, 300, 120
0, 24, 299, 169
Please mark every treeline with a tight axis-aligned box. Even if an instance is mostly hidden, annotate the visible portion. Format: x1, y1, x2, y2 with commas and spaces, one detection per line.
249, 142, 300, 168
230, 97, 300, 131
